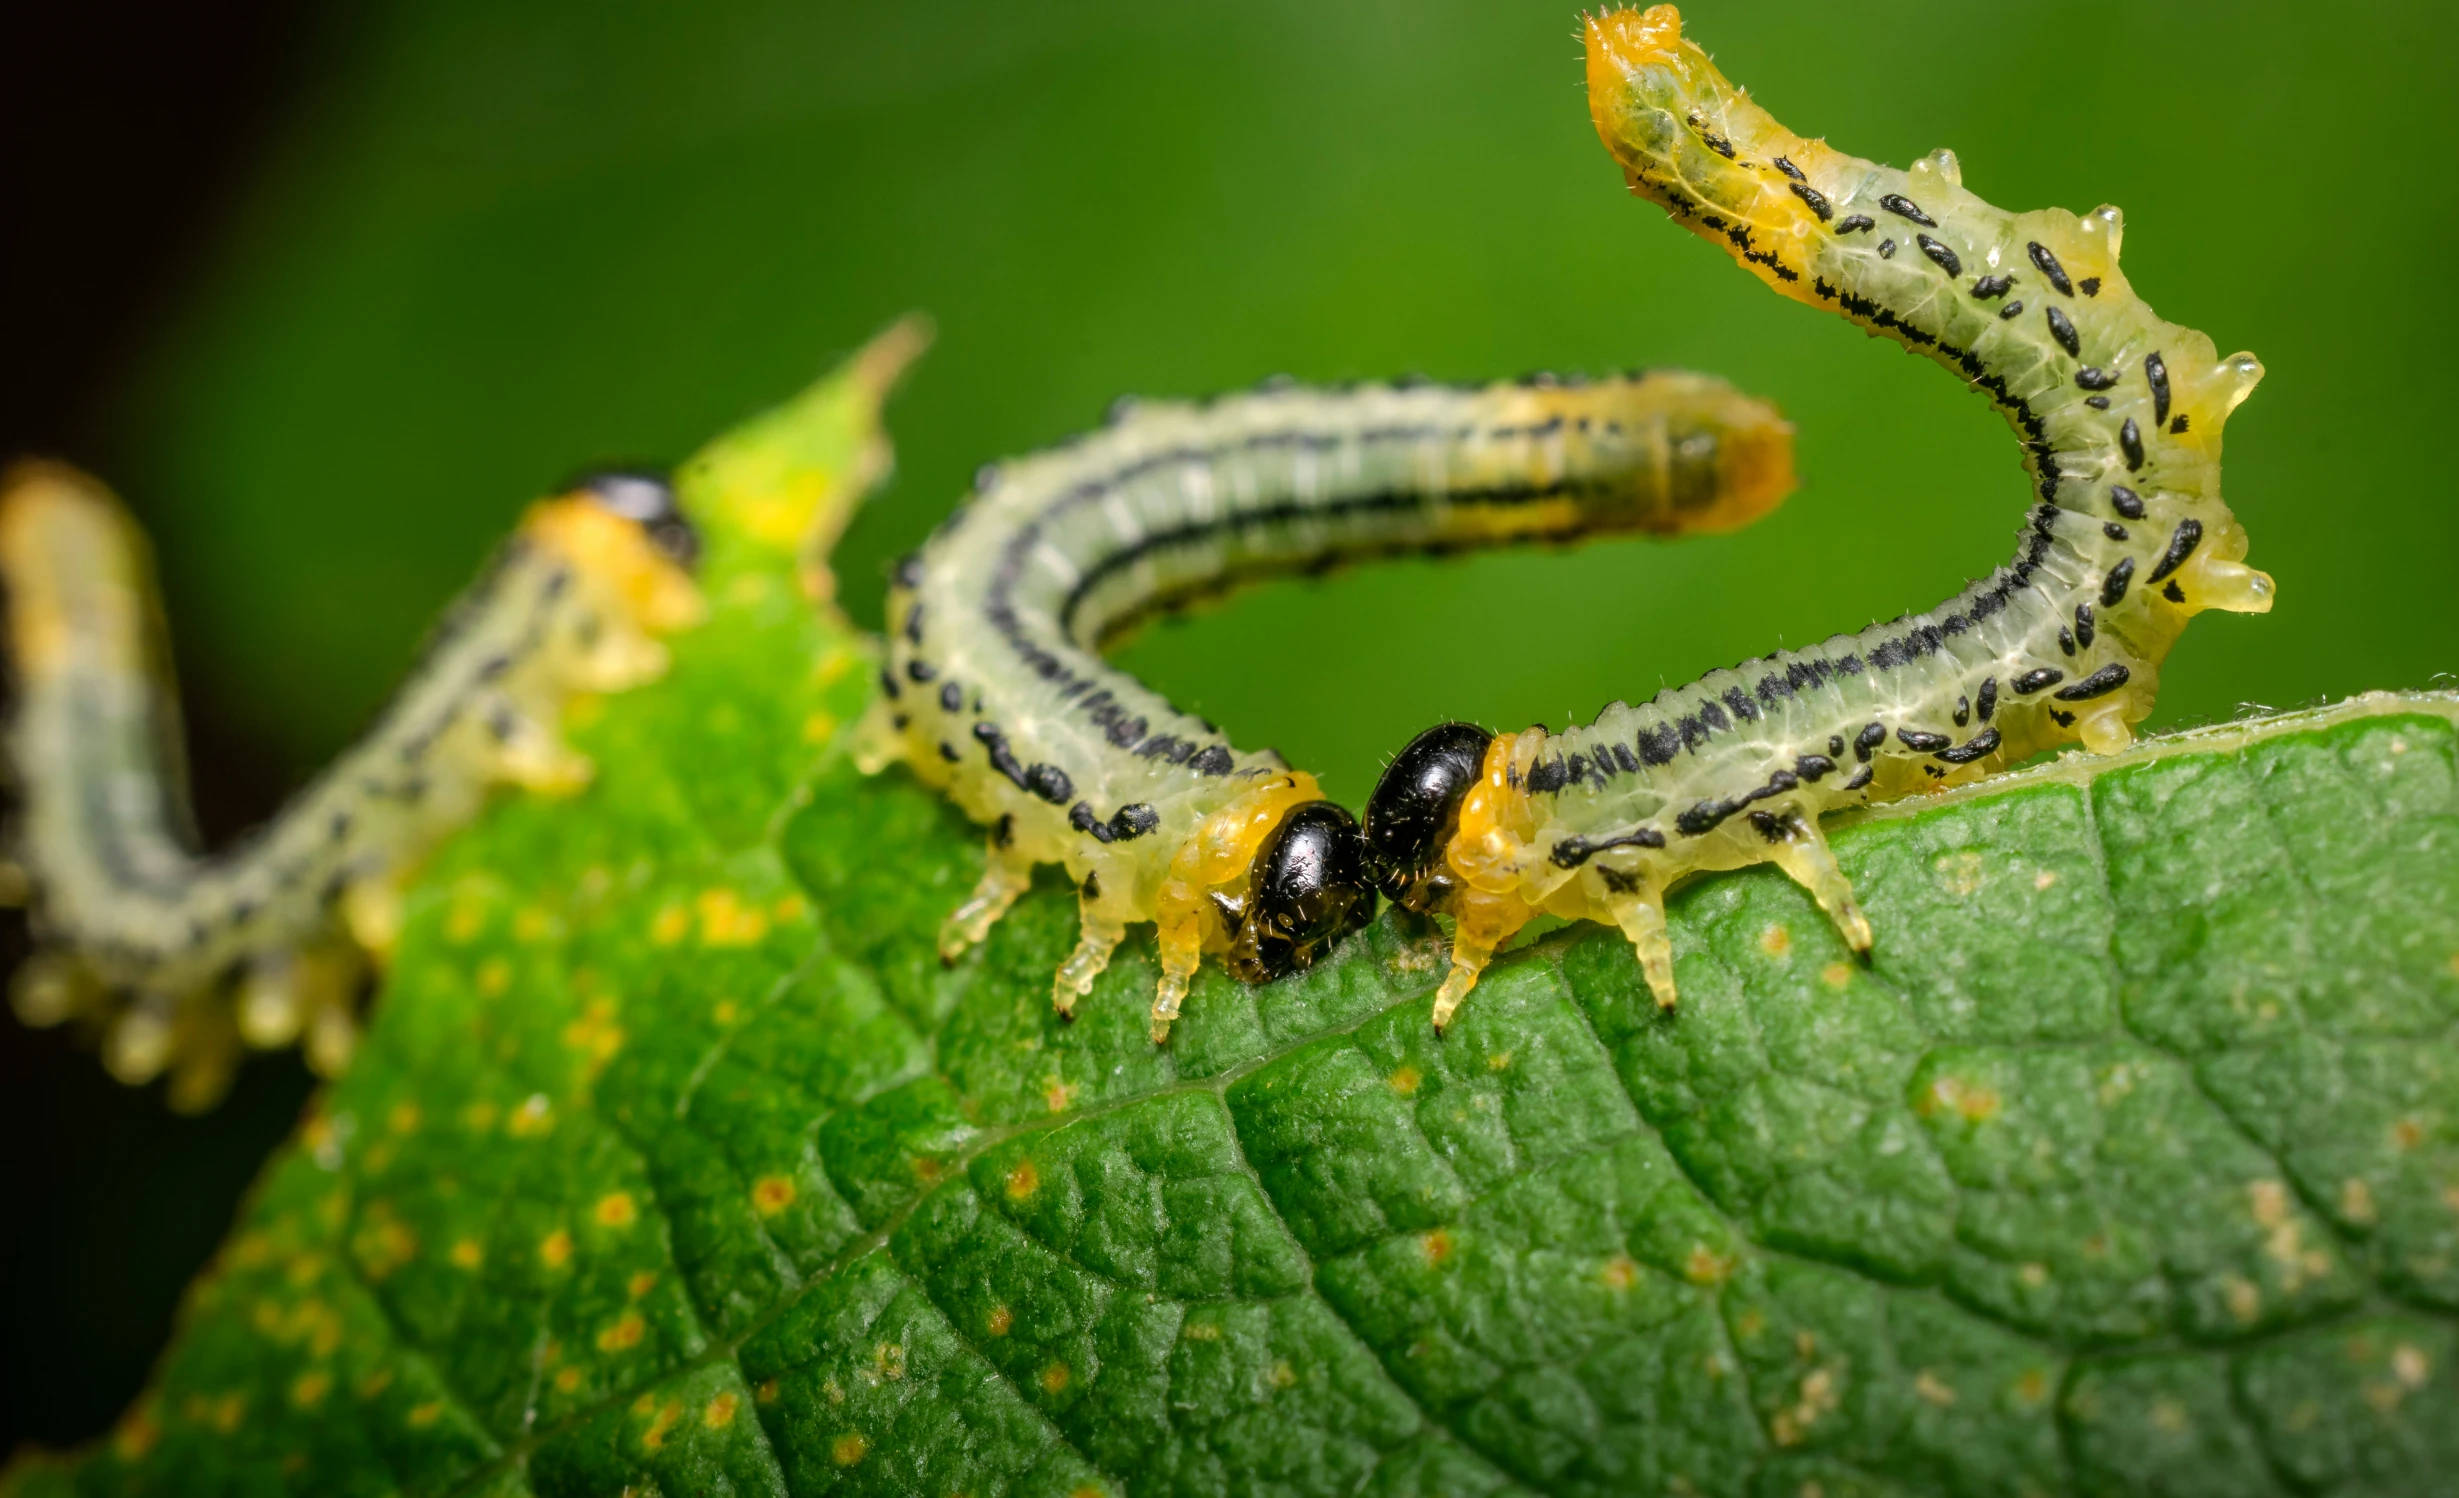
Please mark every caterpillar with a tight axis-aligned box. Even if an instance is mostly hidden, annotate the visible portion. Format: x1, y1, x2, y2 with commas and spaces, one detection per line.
857, 372, 1798, 1040
1357, 5, 2276, 1031
0, 461, 704, 1109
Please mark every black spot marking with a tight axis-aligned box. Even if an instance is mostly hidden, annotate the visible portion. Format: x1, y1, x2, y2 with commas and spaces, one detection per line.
905, 658, 938, 683
2145, 352, 2170, 426
903, 602, 925, 644
1880, 193, 1935, 226
2012, 668, 2065, 695
1970, 274, 2014, 299
2075, 367, 2118, 391
1844, 764, 1874, 791
2000, 299, 2026, 319
2074, 601, 2096, 648
1976, 677, 1998, 722
1878, 238, 1897, 259
1917, 234, 1962, 275
2028, 241, 2074, 296
1189, 745, 1235, 776
2085, 396, 2111, 411
2162, 580, 2186, 603
939, 682, 963, 713
2045, 305, 2081, 356
878, 666, 901, 701
1835, 214, 1875, 234
1637, 722, 1680, 765
1897, 727, 1952, 753
1936, 727, 2001, 765
2110, 485, 2145, 520
2053, 664, 2131, 702
2145, 518, 2203, 584
1527, 758, 1569, 794
2169, 415, 2190, 435
1796, 754, 1836, 782
2058, 627, 2075, 656
1855, 722, 1887, 761
2079, 276, 2101, 296
1952, 695, 1970, 728
2120, 418, 2145, 472
1550, 826, 1667, 869
2103, 522, 2128, 542
2102, 556, 2135, 607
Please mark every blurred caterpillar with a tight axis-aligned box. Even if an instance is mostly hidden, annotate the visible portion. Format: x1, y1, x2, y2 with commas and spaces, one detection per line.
859, 372, 1798, 1041
1361, 5, 2275, 1031
0, 463, 704, 1108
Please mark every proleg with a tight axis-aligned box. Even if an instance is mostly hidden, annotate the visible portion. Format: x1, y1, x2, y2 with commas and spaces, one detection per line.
1371, 6, 2273, 1031
859, 371, 1799, 1039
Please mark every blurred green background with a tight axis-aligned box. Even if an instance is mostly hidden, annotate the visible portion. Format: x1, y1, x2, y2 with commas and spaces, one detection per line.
8, 0, 2458, 1452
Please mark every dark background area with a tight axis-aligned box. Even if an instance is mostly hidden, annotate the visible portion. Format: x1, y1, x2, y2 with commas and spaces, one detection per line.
1, 0, 324, 1455
7, 0, 2457, 1461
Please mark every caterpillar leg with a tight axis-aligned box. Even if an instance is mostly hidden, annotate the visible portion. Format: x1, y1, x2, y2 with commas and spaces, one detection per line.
1054, 908, 1126, 1018
939, 845, 1034, 963
1599, 874, 1677, 1010
1758, 811, 1873, 959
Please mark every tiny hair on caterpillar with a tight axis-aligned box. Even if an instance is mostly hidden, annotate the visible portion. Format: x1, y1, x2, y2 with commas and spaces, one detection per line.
856, 370, 1798, 1040
0, 463, 705, 1109
1357, 4, 2274, 1031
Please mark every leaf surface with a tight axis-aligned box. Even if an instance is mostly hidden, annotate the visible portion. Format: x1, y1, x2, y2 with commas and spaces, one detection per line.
11, 349, 2459, 1498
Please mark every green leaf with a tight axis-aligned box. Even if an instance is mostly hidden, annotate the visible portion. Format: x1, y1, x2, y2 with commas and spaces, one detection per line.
12, 349, 2459, 1498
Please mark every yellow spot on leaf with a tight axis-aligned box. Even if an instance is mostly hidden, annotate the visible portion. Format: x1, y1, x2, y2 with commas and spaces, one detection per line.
627, 1270, 657, 1298
444, 900, 488, 944
802, 710, 839, 745
2224, 1274, 2262, 1323
756, 1378, 779, 1404
652, 905, 690, 945
1039, 1362, 1071, 1395
407, 1400, 443, 1429
358, 1370, 393, 1400
1820, 962, 1852, 988
704, 1391, 738, 1428
2016, 1368, 2050, 1404
832, 1432, 869, 1465
595, 1192, 638, 1228
753, 1176, 796, 1215
1420, 1229, 1454, 1266
513, 907, 553, 942
1042, 1076, 1078, 1113
2150, 1397, 2189, 1433
475, 959, 512, 997
640, 1398, 681, 1450
387, 1102, 420, 1135
554, 1367, 583, 1394
292, 1371, 331, 1407
114, 1407, 160, 1459
1759, 923, 1791, 958
1935, 850, 1986, 898
1600, 1255, 1640, 1291
712, 1000, 739, 1025
987, 1305, 1014, 1336
1387, 1064, 1421, 1096
2034, 868, 2060, 891
539, 1230, 573, 1269
598, 1312, 646, 1352
2393, 1343, 2431, 1388
696, 888, 769, 946
2019, 1262, 2049, 1288
1912, 1369, 1956, 1408
1488, 1049, 1513, 1071
1005, 1159, 1040, 1201
2341, 1177, 2379, 1225
773, 894, 808, 923
464, 1100, 500, 1133
1685, 1245, 1736, 1287
1269, 1360, 1296, 1390
1181, 1320, 1220, 1341
449, 1239, 484, 1270
506, 1092, 555, 1138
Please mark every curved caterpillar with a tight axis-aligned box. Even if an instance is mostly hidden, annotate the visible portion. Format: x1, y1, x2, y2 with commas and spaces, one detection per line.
1357, 5, 2275, 1031
0, 462, 704, 1108
857, 372, 1798, 1039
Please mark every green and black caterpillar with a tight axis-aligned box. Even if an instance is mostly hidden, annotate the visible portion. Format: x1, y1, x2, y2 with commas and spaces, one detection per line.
856, 373, 1797, 1040
0, 464, 706, 1107
1360, 5, 2272, 1028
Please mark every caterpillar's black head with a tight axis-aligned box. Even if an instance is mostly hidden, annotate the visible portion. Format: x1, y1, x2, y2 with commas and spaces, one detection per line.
576, 470, 700, 570
1225, 800, 1375, 984
1363, 721, 1493, 910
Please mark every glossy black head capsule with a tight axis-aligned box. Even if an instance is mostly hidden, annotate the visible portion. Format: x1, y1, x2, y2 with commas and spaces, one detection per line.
1363, 721, 1493, 910
1225, 800, 1375, 984
576, 470, 700, 570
